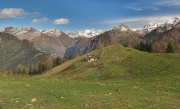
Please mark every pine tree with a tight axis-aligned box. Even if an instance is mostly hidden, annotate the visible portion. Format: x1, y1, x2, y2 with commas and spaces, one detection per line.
53, 57, 62, 67
144, 41, 152, 53
139, 41, 145, 51
38, 62, 46, 74
165, 42, 174, 53
28, 66, 32, 75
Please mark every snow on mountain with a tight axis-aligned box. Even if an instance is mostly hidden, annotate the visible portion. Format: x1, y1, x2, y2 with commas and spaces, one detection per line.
0, 27, 41, 40
111, 24, 129, 31
40, 28, 61, 37
67, 29, 103, 38
136, 23, 163, 36
166, 17, 180, 25
136, 17, 180, 36
0, 27, 65, 40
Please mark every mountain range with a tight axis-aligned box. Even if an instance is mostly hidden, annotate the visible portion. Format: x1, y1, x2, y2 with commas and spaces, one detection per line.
67, 29, 103, 38
1, 17, 180, 67
65, 24, 141, 56
66, 17, 180, 56
0, 32, 49, 72
0, 27, 76, 57
136, 17, 180, 36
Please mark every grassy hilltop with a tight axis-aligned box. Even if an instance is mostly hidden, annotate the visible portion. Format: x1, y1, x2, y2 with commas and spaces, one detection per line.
43, 44, 180, 80
0, 44, 179, 109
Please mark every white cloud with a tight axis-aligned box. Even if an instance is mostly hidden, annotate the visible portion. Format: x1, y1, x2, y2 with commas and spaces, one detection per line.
30, 12, 42, 17
126, 6, 160, 11
127, 7, 142, 11
0, 8, 27, 20
156, 0, 180, 6
54, 18, 69, 25
100, 15, 180, 29
31, 18, 48, 23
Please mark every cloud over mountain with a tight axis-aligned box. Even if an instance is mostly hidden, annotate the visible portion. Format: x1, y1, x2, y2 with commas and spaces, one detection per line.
54, 18, 69, 25
31, 18, 48, 23
0, 8, 27, 20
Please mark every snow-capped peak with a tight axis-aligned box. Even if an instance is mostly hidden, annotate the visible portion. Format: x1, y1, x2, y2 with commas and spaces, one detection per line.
136, 23, 163, 36
143, 22, 162, 29
136, 17, 180, 36
67, 29, 103, 38
111, 24, 129, 31
0, 27, 41, 40
40, 28, 62, 37
166, 17, 180, 25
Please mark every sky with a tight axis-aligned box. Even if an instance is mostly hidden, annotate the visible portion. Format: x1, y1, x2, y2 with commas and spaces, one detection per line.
0, 0, 180, 32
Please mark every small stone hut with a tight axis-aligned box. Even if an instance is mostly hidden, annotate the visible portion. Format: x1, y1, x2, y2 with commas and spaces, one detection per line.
86, 54, 97, 62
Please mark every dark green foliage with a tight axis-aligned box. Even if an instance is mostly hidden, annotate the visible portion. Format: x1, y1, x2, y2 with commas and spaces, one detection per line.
139, 41, 145, 51
62, 55, 67, 63
16, 68, 26, 75
37, 62, 46, 74
53, 57, 62, 67
28, 63, 46, 75
53, 55, 74, 67
136, 41, 152, 53
28, 56, 74, 75
28, 66, 32, 75
165, 42, 174, 53
28, 67, 37, 75
144, 41, 152, 53
0, 104, 2, 109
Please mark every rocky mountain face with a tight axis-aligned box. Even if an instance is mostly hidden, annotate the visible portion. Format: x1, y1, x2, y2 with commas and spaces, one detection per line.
65, 24, 141, 57
0, 32, 49, 72
143, 22, 180, 52
66, 17, 180, 56
0, 27, 76, 57
1, 17, 180, 59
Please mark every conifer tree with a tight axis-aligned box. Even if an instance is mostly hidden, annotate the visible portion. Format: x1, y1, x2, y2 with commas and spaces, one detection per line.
166, 42, 174, 53
139, 41, 145, 51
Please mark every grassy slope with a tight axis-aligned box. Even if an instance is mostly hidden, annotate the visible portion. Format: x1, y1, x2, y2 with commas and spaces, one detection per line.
0, 44, 180, 109
43, 44, 180, 81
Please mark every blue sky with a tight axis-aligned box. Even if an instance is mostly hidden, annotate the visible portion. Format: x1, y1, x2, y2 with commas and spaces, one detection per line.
0, 0, 180, 32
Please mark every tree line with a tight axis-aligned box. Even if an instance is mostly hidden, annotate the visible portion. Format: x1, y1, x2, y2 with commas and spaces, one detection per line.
134, 41, 174, 53
15, 55, 74, 75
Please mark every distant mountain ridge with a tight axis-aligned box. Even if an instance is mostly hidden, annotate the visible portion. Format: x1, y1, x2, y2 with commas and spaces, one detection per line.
65, 24, 141, 57
136, 17, 180, 36
1, 17, 180, 58
143, 22, 180, 52
66, 17, 180, 56
40, 28, 62, 37
67, 29, 103, 38
0, 27, 76, 57
0, 32, 49, 72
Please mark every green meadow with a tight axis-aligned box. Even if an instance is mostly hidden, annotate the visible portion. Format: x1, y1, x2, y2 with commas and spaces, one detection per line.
0, 44, 180, 109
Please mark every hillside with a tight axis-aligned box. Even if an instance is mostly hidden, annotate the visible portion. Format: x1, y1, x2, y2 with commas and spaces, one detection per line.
1, 44, 179, 109
0, 32, 49, 72
44, 44, 180, 80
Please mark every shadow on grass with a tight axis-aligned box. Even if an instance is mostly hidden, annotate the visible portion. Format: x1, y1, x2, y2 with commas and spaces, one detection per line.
0, 104, 3, 109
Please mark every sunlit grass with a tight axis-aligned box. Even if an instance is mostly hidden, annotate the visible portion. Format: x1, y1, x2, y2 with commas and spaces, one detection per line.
1, 44, 180, 109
